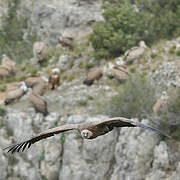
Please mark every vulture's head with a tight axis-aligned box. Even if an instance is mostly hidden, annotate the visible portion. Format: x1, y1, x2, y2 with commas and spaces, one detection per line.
81, 129, 93, 139
19, 81, 28, 92
2, 54, 6, 58
139, 41, 147, 48
52, 68, 60, 74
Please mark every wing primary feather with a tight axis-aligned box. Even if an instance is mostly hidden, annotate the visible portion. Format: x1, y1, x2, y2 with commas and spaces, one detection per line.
99, 117, 171, 138
28, 142, 32, 149
17, 143, 25, 152
7, 145, 17, 153
3, 124, 78, 153
22, 142, 29, 152
11, 144, 20, 154
134, 121, 172, 138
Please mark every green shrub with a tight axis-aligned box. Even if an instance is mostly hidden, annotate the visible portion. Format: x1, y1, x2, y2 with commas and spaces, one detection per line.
0, 84, 7, 92
2, 76, 18, 83
104, 76, 156, 119
0, 0, 37, 63
135, 0, 180, 39
150, 53, 158, 59
87, 95, 94, 100
44, 46, 63, 62
26, 65, 38, 76
90, 3, 145, 58
0, 106, 6, 117
78, 99, 88, 106
90, 0, 180, 59
129, 66, 136, 73
176, 50, 180, 56
38, 153, 45, 161
168, 47, 175, 54
60, 135, 66, 145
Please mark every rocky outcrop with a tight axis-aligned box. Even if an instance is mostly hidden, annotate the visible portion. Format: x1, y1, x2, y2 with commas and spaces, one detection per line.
1, 109, 179, 180
0, 0, 179, 180
151, 60, 180, 89
23, 0, 104, 45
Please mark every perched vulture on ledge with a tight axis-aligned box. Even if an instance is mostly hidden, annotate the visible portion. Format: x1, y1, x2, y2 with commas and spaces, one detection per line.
48, 68, 60, 90
83, 67, 103, 86
124, 41, 147, 63
25, 76, 46, 88
0, 66, 12, 79
1, 54, 16, 75
4, 82, 27, 105
112, 65, 130, 83
58, 35, 74, 49
29, 89, 48, 116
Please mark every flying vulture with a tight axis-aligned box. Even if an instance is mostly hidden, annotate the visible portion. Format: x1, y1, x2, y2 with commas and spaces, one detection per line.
3, 117, 171, 153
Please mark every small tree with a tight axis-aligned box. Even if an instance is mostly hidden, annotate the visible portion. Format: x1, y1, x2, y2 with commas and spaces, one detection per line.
90, 0, 180, 59
104, 76, 156, 119
0, 0, 37, 63
90, 2, 146, 58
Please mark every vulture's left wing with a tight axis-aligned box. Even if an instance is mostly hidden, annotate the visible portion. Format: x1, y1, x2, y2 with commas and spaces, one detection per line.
94, 117, 171, 138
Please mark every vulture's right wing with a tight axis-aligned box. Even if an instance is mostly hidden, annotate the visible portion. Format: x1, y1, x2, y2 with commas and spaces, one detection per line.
3, 124, 78, 154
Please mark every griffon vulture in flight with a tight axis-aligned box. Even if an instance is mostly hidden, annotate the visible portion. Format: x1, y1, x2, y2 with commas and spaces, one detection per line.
3, 117, 171, 154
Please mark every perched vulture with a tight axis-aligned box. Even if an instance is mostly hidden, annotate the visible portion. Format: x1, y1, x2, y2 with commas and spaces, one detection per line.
48, 68, 60, 90
33, 37, 48, 64
112, 65, 129, 83
124, 41, 147, 63
32, 82, 47, 96
153, 91, 168, 115
0, 66, 12, 79
29, 89, 48, 116
1, 54, 16, 74
3, 117, 171, 153
58, 35, 74, 49
25, 76, 46, 88
83, 67, 103, 86
4, 82, 27, 105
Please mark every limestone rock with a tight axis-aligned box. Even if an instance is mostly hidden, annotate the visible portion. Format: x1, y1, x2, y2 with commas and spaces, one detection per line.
152, 141, 169, 170
151, 60, 180, 88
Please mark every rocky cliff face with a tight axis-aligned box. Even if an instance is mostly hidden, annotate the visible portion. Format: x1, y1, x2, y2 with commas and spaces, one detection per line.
0, 0, 180, 180
21, 0, 103, 44
1, 79, 180, 180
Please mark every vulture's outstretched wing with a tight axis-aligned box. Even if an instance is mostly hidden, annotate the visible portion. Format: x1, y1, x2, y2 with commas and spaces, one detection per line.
3, 124, 78, 153
95, 117, 171, 138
